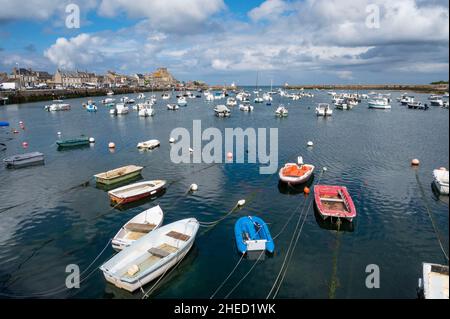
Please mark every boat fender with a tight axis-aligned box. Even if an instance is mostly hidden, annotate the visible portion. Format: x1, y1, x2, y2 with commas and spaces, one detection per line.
127, 264, 140, 276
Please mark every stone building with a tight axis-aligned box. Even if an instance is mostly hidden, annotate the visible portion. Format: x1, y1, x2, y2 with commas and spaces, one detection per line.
54, 69, 99, 88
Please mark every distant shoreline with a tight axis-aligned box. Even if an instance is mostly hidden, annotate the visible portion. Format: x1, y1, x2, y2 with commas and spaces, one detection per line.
0, 83, 448, 105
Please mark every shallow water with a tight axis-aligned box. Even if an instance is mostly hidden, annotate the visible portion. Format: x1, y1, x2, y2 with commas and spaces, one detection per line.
0, 89, 448, 299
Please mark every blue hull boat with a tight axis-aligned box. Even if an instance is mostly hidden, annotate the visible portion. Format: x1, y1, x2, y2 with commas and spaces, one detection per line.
234, 216, 274, 255
0, 121, 9, 127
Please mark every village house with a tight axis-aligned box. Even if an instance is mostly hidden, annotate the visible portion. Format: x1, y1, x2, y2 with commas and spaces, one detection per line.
54, 69, 99, 88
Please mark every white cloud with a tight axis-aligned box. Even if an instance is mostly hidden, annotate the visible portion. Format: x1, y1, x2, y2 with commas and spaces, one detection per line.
336, 71, 354, 80
248, 0, 289, 21
98, 0, 226, 33
44, 33, 107, 69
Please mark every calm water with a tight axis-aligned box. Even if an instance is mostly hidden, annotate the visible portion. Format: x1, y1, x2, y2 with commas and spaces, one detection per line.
0, 89, 448, 299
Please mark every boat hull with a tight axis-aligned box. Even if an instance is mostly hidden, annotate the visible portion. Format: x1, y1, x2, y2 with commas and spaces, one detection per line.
108, 181, 167, 205
3, 152, 45, 169
314, 185, 357, 222
95, 170, 143, 186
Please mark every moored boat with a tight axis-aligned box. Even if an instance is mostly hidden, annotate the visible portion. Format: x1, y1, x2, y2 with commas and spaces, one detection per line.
100, 218, 199, 292
177, 97, 187, 106
279, 161, 314, 184
108, 180, 167, 205
167, 104, 179, 110
3, 152, 44, 168
94, 165, 144, 186
137, 139, 161, 150
314, 185, 357, 222
0, 121, 9, 127
234, 216, 274, 255
45, 103, 71, 112
316, 103, 333, 116
56, 136, 90, 149
433, 168, 449, 195
110, 103, 129, 115
275, 105, 288, 117
214, 105, 231, 117
112, 205, 164, 251
417, 263, 449, 299
368, 98, 391, 109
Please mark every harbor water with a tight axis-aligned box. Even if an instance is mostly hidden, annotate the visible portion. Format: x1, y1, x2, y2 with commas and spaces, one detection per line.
0, 89, 448, 299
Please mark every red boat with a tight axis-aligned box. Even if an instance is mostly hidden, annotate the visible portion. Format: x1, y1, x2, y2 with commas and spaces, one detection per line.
314, 185, 357, 222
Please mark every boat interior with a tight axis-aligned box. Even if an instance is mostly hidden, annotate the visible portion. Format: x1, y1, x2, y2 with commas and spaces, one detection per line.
282, 164, 312, 177
319, 190, 350, 214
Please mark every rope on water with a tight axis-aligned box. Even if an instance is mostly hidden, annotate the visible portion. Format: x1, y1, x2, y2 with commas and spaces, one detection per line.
415, 170, 449, 262
266, 169, 325, 299
224, 250, 265, 299
209, 254, 245, 299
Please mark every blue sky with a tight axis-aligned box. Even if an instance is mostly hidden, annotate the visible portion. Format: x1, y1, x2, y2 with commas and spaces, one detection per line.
0, 0, 448, 85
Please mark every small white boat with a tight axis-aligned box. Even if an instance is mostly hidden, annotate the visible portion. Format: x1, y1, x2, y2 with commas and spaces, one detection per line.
418, 262, 449, 299
226, 97, 237, 107
239, 102, 254, 112
334, 98, 348, 110
107, 91, 114, 96
279, 161, 315, 184
167, 104, 179, 110
161, 93, 171, 100
138, 107, 155, 117
100, 218, 199, 292
177, 97, 187, 106
316, 103, 333, 116
110, 103, 129, 115
102, 98, 116, 104
45, 103, 71, 112
368, 98, 391, 109
400, 96, 414, 105
137, 139, 161, 150
112, 205, 164, 251
254, 95, 264, 103
137, 93, 146, 100
275, 105, 288, 117
108, 180, 167, 205
433, 168, 449, 195
429, 96, 444, 107
214, 105, 231, 117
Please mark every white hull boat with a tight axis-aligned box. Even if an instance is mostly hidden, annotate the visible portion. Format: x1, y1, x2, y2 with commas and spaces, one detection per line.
279, 163, 315, 184
110, 103, 129, 115
137, 139, 161, 150
214, 105, 231, 117
418, 263, 449, 299
275, 106, 288, 117
239, 103, 254, 112
316, 103, 333, 116
112, 205, 164, 251
138, 107, 155, 117
100, 218, 199, 292
167, 104, 179, 110
177, 97, 187, 106
433, 168, 449, 195
368, 98, 391, 109
45, 103, 71, 112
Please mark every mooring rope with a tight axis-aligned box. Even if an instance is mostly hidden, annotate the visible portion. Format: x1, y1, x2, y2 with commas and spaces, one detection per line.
209, 254, 245, 299
414, 170, 449, 262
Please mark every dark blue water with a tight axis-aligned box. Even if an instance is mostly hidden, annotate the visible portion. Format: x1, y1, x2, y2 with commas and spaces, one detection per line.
0, 89, 448, 299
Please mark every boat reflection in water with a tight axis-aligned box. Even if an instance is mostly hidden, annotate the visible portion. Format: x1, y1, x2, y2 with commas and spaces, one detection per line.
313, 205, 355, 232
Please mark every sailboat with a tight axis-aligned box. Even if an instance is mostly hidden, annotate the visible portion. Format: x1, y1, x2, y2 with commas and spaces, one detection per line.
254, 72, 264, 103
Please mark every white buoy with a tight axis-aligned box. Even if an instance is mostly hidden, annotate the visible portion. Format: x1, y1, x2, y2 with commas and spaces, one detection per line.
237, 199, 246, 207
89, 137, 95, 143
323, 167, 328, 172
57, 131, 62, 136
169, 137, 175, 143
307, 141, 314, 147
109, 142, 116, 149
190, 184, 198, 191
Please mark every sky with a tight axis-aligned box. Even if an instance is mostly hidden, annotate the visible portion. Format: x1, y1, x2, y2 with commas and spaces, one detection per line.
0, 0, 448, 85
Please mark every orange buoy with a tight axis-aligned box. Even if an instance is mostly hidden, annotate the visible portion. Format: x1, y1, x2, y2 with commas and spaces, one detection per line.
304, 187, 310, 195
411, 159, 420, 166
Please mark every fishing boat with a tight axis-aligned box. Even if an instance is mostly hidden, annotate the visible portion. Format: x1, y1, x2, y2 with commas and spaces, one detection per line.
239, 102, 254, 112
314, 185, 357, 222
137, 139, 160, 150
408, 101, 428, 110
334, 98, 348, 110
368, 98, 391, 109
226, 97, 237, 107
167, 104, 179, 110
56, 136, 90, 149
110, 103, 129, 115
138, 106, 155, 117
177, 97, 187, 106
433, 168, 449, 195
214, 105, 231, 117
275, 105, 288, 117
401, 96, 414, 105
279, 159, 314, 184
417, 263, 449, 299
254, 95, 264, 103
44, 103, 71, 112
0, 121, 9, 127
234, 216, 274, 255
112, 205, 165, 251
316, 103, 333, 116
100, 218, 199, 292
94, 165, 144, 186
3, 152, 44, 168
108, 180, 167, 205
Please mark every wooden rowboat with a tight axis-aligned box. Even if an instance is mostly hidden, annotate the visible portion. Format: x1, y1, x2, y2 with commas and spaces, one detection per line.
108, 180, 167, 205
112, 205, 164, 251
94, 165, 143, 186
137, 140, 160, 150
100, 218, 199, 292
279, 163, 315, 184
314, 185, 356, 222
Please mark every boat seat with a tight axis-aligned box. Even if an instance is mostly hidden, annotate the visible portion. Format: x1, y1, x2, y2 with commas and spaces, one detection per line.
320, 197, 345, 203
125, 223, 156, 233
148, 247, 171, 258
166, 231, 190, 242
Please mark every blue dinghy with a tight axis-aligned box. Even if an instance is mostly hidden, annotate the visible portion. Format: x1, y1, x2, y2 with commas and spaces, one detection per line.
0, 121, 9, 127
234, 216, 275, 255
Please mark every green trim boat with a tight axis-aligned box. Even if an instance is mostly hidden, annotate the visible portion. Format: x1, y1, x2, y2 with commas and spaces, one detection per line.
94, 165, 144, 186
56, 136, 90, 149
